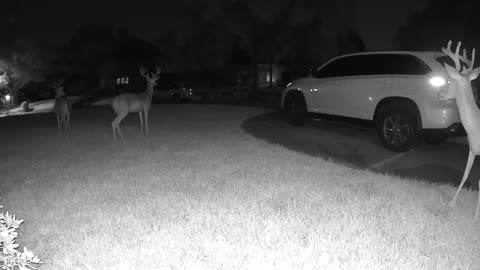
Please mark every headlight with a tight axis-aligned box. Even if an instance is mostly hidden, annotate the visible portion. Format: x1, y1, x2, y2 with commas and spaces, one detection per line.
5, 94, 10, 101
429, 76, 447, 87
286, 82, 292, 87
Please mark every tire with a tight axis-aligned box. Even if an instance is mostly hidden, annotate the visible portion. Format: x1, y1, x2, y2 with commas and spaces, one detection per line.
376, 105, 418, 152
285, 92, 307, 126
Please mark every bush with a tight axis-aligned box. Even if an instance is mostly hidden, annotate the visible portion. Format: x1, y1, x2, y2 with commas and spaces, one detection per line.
0, 197, 42, 270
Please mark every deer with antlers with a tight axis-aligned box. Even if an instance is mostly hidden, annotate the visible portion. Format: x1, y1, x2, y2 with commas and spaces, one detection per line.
438, 40, 480, 219
111, 66, 161, 140
50, 79, 71, 136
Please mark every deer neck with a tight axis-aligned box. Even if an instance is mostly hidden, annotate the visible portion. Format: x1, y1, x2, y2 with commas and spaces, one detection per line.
454, 80, 480, 135
144, 83, 154, 97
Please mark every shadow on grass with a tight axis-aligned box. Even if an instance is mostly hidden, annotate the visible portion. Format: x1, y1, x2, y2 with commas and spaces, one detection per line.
241, 111, 479, 190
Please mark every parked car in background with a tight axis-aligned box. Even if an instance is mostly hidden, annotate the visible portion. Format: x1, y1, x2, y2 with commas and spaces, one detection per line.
281, 51, 471, 152
152, 73, 193, 103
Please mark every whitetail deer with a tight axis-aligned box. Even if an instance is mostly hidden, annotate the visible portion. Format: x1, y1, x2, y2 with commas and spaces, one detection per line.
50, 79, 71, 136
439, 40, 480, 219
111, 66, 161, 140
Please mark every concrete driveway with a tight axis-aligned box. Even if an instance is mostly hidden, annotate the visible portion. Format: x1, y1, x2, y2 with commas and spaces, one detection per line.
241, 111, 479, 190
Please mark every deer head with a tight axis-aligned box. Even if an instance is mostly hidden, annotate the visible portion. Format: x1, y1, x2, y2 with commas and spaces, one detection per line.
49, 79, 65, 98
439, 41, 480, 101
140, 66, 161, 89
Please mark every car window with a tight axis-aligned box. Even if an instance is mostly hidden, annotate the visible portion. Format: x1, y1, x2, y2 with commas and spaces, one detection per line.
313, 55, 394, 78
436, 55, 459, 70
313, 54, 431, 78
392, 55, 431, 75
313, 56, 358, 78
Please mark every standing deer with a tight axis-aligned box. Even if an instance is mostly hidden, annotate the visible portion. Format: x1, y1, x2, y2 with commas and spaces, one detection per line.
438, 40, 480, 219
111, 66, 161, 140
50, 79, 71, 136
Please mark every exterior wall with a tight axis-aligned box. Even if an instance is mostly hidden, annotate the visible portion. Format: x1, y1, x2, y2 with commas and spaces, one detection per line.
235, 64, 290, 88
98, 58, 155, 95
257, 64, 289, 87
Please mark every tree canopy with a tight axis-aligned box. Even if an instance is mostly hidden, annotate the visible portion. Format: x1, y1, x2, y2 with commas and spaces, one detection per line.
394, 0, 480, 51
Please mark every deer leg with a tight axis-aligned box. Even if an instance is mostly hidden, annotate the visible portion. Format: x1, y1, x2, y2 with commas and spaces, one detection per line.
144, 109, 149, 136
112, 113, 127, 141
56, 114, 62, 136
449, 150, 475, 206
476, 181, 480, 219
139, 112, 144, 135
66, 112, 70, 132
63, 115, 68, 134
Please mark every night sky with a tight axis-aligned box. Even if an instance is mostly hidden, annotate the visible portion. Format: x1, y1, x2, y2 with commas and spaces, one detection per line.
14, 0, 427, 50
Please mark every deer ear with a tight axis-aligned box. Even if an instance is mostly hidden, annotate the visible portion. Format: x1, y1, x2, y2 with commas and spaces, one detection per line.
444, 63, 461, 79
469, 67, 480, 81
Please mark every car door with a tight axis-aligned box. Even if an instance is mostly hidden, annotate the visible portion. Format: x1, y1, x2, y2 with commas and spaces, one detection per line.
333, 54, 394, 119
308, 56, 358, 115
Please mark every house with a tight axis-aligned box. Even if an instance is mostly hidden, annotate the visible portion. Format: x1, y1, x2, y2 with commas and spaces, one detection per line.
98, 57, 157, 95
257, 64, 290, 88
235, 64, 291, 88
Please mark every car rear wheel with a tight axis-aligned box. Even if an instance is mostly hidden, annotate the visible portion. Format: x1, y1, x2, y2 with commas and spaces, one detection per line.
376, 105, 418, 152
285, 92, 307, 126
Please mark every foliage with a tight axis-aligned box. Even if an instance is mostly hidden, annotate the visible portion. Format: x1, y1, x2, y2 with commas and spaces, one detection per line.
394, 0, 480, 50
154, 0, 363, 94
0, 197, 42, 270
0, 40, 67, 95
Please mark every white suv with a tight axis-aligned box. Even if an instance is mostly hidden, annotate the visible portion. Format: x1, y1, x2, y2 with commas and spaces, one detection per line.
281, 51, 470, 152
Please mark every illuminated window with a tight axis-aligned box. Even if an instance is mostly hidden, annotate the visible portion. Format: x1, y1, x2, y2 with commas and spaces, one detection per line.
116, 77, 130, 85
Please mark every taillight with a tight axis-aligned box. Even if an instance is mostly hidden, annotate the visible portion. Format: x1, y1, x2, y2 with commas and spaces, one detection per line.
429, 76, 447, 87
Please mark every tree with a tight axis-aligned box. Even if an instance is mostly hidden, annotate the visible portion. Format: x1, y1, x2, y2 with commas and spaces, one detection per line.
203, 0, 350, 96
393, 0, 480, 51
0, 40, 67, 105
337, 28, 366, 55
152, 0, 354, 96
0, 2, 20, 50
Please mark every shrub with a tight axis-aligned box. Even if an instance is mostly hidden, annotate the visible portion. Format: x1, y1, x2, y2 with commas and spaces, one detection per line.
1, 197, 42, 270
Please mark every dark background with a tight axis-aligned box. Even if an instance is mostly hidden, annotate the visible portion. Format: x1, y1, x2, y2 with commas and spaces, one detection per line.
1, 0, 479, 104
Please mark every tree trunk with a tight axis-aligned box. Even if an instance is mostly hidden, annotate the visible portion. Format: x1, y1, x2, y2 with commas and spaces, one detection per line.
269, 61, 273, 88
248, 44, 258, 99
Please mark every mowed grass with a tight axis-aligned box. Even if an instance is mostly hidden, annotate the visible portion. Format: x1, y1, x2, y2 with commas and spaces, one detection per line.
0, 104, 479, 270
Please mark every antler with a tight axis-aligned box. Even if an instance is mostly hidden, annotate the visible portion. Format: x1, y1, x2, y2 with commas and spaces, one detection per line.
442, 40, 462, 71
460, 48, 476, 73
140, 67, 149, 78
49, 79, 65, 90
139, 66, 161, 79
151, 66, 161, 78
443, 40, 477, 74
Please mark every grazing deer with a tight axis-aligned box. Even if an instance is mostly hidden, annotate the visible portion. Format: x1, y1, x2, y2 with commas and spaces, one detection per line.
111, 66, 161, 140
438, 40, 480, 219
50, 79, 71, 136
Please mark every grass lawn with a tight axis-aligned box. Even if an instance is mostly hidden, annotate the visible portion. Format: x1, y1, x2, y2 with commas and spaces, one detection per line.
0, 104, 479, 270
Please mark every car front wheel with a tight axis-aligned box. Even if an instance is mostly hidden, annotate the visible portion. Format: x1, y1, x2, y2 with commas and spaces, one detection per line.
376, 106, 418, 152
285, 93, 307, 126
